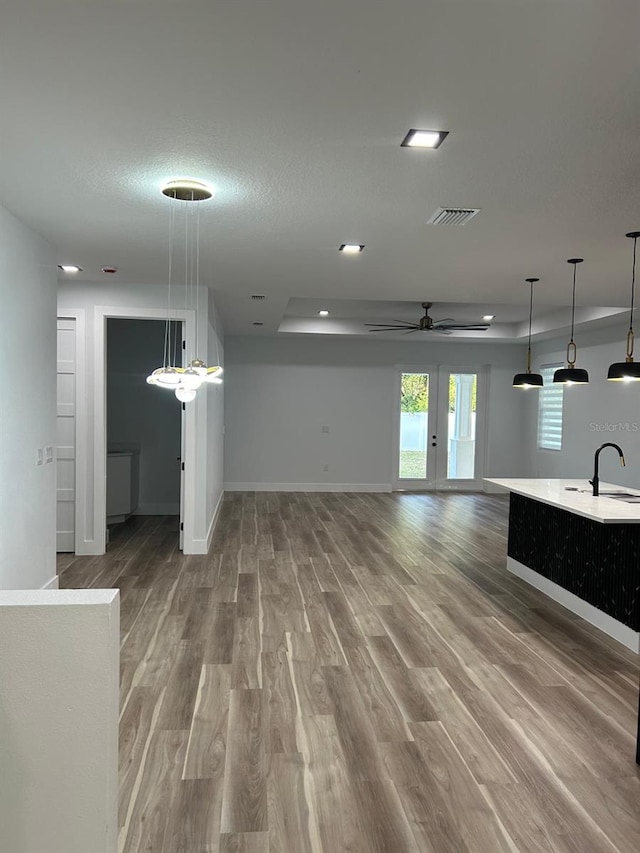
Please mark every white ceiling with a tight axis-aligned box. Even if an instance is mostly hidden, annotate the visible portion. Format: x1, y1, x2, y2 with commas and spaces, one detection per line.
2, 1, 640, 340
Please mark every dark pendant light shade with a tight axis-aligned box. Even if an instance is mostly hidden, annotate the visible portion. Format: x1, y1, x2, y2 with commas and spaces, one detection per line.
513, 278, 543, 388
554, 258, 589, 385
608, 231, 640, 381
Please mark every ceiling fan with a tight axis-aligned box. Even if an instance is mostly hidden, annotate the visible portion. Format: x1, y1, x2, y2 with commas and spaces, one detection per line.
365, 302, 491, 335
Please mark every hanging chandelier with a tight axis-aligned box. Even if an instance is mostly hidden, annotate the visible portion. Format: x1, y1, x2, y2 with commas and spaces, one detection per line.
607, 231, 640, 381
553, 259, 589, 384
513, 278, 543, 388
146, 179, 223, 400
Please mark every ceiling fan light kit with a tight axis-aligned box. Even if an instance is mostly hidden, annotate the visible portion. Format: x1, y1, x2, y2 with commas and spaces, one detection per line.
553, 259, 589, 385
607, 231, 640, 381
513, 278, 544, 389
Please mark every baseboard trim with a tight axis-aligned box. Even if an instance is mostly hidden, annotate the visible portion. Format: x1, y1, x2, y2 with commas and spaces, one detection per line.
134, 503, 180, 515
223, 482, 393, 493
190, 490, 225, 555
42, 575, 59, 590
506, 556, 640, 653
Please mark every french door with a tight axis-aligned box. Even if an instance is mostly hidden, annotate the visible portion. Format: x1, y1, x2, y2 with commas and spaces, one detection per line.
393, 365, 487, 490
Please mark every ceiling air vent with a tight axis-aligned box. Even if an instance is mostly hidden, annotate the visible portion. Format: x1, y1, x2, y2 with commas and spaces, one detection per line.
251, 294, 266, 301
427, 207, 480, 226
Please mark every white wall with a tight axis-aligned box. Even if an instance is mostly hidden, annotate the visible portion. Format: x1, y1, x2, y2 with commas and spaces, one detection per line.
107, 319, 181, 513
0, 204, 57, 589
224, 336, 525, 490
58, 281, 224, 554
0, 589, 119, 853
206, 296, 225, 535
526, 322, 640, 488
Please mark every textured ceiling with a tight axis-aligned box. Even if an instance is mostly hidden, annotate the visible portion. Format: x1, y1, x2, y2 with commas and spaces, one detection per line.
1, 1, 639, 339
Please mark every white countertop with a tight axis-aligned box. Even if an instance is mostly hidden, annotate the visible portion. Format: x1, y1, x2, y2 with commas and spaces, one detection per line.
484, 478, 640, 524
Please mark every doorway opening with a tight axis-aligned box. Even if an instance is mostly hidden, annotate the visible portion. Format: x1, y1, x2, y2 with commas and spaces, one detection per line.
106, 318, 184, 549
394, 365, 487, 491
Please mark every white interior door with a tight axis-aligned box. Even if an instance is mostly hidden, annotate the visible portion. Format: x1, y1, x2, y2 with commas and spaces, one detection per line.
394, 365, 487, 491
56, 319, 76, 551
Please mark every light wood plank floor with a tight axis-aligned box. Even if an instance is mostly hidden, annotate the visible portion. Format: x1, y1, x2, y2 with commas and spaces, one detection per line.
58, 492, 640, 853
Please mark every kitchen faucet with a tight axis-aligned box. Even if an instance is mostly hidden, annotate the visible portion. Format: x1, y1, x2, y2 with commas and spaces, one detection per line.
590, 443, 626, 496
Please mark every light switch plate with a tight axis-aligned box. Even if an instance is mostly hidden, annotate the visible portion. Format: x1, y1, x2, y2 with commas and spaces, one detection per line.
36, 448, 44, 466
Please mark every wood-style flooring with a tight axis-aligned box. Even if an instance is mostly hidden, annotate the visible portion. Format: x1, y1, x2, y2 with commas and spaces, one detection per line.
57, 491, 640, 853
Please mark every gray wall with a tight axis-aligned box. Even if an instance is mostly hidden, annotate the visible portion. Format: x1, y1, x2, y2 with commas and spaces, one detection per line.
224, 335, 525, 489
0, 204, 57, 589
107, 319, 181, 513
526, 322, 640, 489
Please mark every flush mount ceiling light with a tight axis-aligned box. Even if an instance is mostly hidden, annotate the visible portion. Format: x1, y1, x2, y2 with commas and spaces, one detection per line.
318, 310, 330, 316
607, 231, 640, 381
483, 314, 495, 321
554, 259, 589, 385
400, 129, 449, 149
58, 264, 82, 273
146, 179, 223, 400
339, 244, 364, 254
513, 278, 543, 388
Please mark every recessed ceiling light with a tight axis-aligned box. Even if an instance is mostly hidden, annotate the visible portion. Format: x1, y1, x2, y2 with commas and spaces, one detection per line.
318, 310, 330, 317
401, 129, 449, 149
339, 244, 364, 254
58, 265, 82, 273
483, 314, 495, 321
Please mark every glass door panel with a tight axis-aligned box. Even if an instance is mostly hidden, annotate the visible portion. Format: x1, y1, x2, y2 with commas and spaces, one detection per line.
399, 372, 430, 480
446, 373, 477, 480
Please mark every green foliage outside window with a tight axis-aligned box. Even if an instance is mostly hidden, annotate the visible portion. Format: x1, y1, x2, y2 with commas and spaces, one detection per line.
401, 373, 477, 413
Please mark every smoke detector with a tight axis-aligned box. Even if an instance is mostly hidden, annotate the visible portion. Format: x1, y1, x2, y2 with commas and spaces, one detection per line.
427, 207, 480, 225
101, 265, 118, 274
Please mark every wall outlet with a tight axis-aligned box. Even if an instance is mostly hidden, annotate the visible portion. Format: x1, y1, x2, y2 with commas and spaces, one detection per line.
321, 425, 329, 433
36, 448, 44, 466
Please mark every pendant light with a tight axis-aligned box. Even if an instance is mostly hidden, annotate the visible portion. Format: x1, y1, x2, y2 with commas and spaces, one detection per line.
513, 278, 543, 388
146, 178, 223, 400
553, 259, 588, 384
607, 231, 640, 381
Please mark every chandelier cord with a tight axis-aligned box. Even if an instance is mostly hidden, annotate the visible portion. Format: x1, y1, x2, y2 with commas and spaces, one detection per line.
570, 263, 576, 342
630, 235, 637, 332
163, 197, 176, 368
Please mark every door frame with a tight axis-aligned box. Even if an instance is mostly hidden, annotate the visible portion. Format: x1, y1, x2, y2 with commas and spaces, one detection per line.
392, 364, 489, 491
57, 310, 88, 555
95, 305, 196, 554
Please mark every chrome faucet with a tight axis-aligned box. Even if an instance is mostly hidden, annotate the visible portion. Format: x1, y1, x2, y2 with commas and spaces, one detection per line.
590, 443, 626, 496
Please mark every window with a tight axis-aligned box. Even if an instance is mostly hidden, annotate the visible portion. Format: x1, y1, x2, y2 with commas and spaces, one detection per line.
537, 364, 564, 450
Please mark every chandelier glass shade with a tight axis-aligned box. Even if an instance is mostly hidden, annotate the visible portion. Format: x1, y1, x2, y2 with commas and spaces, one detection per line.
146, 179, 223, 401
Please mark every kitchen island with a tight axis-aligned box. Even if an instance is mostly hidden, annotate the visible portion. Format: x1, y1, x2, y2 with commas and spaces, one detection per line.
485, 478, 640, 652
486, 477, 640, 765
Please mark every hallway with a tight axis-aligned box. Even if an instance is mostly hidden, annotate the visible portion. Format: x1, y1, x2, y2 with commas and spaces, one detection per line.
58, 492, 640, 853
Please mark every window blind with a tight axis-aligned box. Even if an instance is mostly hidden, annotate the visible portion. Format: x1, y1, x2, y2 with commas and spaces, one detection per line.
537, 364, 564, 451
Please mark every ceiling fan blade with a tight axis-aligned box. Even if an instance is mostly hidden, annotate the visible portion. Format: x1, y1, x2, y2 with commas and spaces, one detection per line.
434, 327, 453, 335
438, 324, 489, 331
364, 321, 415, 327
364, 323, 418, 330
432, 318, 456, 326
